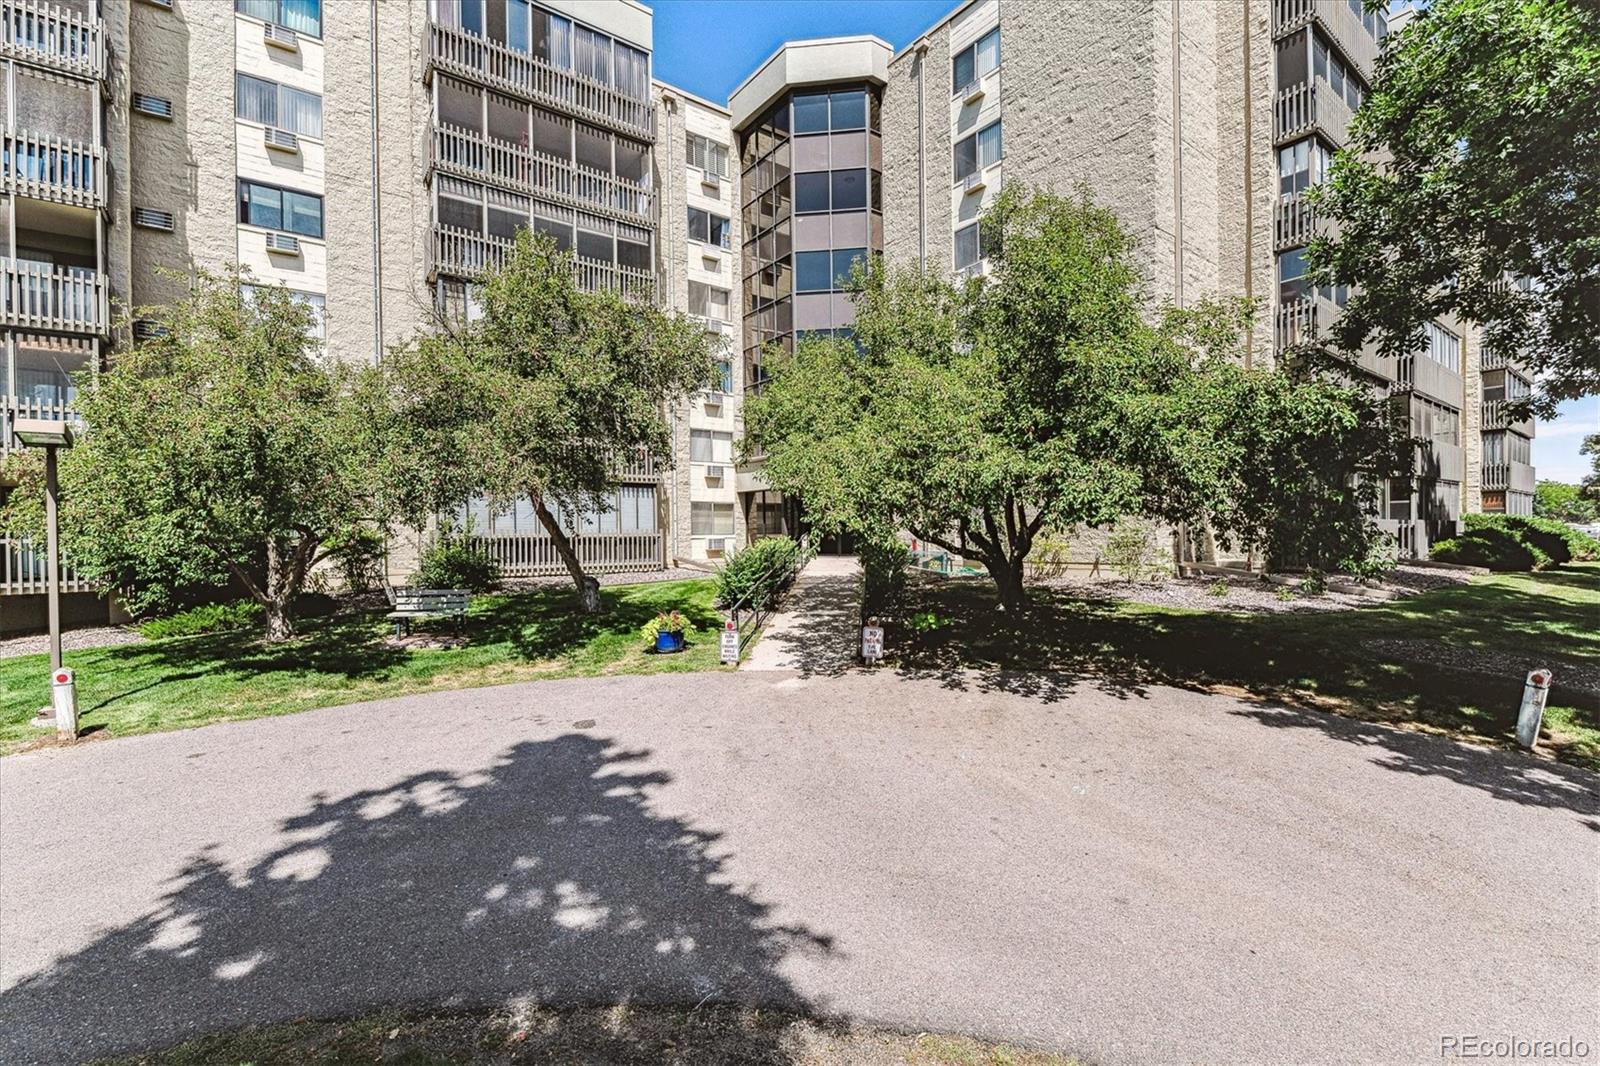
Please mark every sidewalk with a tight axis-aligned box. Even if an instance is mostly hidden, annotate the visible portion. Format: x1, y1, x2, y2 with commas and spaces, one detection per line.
741, 555, 860, 674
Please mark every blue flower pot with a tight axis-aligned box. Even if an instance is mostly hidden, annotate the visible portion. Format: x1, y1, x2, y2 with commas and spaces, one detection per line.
655, 630, 685, 654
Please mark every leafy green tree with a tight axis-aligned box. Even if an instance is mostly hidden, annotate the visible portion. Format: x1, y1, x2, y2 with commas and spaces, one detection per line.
370, 231, 715, 612
1535, 479, 1599, 524
1311, 0, 1600, 412
1582, 434, 1600, 507
1, 272, 380, 640
745, 185, 1406, 607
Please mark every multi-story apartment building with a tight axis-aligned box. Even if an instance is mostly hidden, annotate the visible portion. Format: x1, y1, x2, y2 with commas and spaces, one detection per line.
0, 0, 1537, 630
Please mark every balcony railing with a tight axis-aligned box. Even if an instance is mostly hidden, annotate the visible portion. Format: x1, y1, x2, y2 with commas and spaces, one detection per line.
1481, 461, 1536, 494
1, 392, 77, 455
471, 531, 663, 577
0, 260, 107, 334
0, 0, 104, 80
2, 128, 103, 209
431, 225, 656, 299
0, 536, 95, 595
1481, 399, 1535, 437
428, 23, 653, 141
432, 124, 653, 222
1275, 80, 1354, 145
1274, 192, 1317, 250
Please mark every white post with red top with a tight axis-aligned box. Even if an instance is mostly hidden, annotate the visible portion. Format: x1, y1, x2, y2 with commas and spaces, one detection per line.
1516, 669, 1552, 751
51, 666, 78, 741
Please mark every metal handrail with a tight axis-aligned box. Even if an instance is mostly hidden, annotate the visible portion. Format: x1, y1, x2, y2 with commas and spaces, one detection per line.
720, 535, 814, 662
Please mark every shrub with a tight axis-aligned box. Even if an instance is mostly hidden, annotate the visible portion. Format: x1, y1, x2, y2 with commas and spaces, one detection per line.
1465, 513, 1600, 565
715, 536, 803, 612
329, 524, 387, 593
1341, 535, 1399, 580
135, 600, 263, 640
1104, 520, 1169, 582
1431, 526, 1546, 571
416, 533, 502, 592
860, 537, 910, 621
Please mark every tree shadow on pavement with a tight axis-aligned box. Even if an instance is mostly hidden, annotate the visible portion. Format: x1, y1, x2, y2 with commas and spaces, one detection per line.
0, 735, 836, 1065
756, 575, 863, 678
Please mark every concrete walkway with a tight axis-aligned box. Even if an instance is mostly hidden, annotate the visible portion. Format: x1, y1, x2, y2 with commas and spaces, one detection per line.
742, 554, 862, 673
2, 671, 1596, 1065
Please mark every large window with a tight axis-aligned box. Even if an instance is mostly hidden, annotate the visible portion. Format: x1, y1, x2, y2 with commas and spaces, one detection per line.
793, 169, 871, 214
791, 89, 868, 135
952, 26, 1000, 92
236, 74, 323, 138
795, 248, 866, 292
531, 7, 572, 66
689, 280, 731, 321
954, 119, 1002, 180
954, 221, 994, 269
691, 502, 736, 536
686, 132, 730, 179
1312, 33, 1364, 112
687, 208, 731, 248
690, 429, 734, 464
1423, 322, 1460, 373
242, 284, 325, 341
238, 180, 323, 237
1412, 397, 1460, 447
1277, 137, 1331, 198
236, 0, 321, 36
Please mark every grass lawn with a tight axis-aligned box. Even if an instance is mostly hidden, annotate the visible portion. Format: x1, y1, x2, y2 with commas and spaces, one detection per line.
1, 579, 729, 754
93, 1005, 1080, 1066
892, 562, 1600, 771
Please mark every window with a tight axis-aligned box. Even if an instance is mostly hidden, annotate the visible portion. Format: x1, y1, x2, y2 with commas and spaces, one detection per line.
955, 221, 994, 269
575, 25, 612, 85
1423, 322, 1460, 373
243, 284, 325, 341
687, 208, 731, 248
613, 43, 649, 101
1312, 32, 1364, 111
792, 93, 829, 135
1278, 137, 1332, 198
576, 229, 613, 263
832, 247, 866, 288
830, 168, 867, 211
691, 502, 736, 536
829, 90, 866, 131
686, 132, 730, 179
236, 0, 320, 36
690, 429, 734, 464
1412, 397, 1460, 447
238, 180, 323, 237
952, 26, 1000, 92
954, 119, 1003, 180
236, 74, 323, 138
689, 280, 730, 321
716, 359, 734, 393
795, 250, 831, 292
794, 171, 830, 214
531, 7, 572, 67
1278, 248, 1309, 302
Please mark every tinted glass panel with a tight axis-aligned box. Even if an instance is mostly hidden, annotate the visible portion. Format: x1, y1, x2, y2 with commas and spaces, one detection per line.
832, 247, 866, 288
831, 169, 866, 210
795, 250, 831, 292
794, 171, 829, 213
576, 229, 613, 262
830, 90, 866, 131
952, 46, 975, 91
792, 93, 829, 134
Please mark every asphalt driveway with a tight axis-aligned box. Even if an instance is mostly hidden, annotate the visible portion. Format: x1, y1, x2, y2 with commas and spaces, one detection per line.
2, 670, 1596, 1065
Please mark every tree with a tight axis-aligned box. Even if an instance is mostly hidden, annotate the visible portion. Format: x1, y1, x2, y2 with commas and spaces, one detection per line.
371, 231, 715, 612
1311, 0, 1600, 413
1583, 434, 1600, 507
1535, 479, 1599, 524
0, 272, 381, 640
745, 185, 1405, 608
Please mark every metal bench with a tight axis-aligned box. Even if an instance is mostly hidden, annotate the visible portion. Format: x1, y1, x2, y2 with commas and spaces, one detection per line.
385, 587, 470, 636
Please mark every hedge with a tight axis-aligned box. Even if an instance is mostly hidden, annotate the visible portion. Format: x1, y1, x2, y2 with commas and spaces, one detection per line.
715, 536, 804, 612
1432, 526, 1548, 572
1462, 513, 1600, 566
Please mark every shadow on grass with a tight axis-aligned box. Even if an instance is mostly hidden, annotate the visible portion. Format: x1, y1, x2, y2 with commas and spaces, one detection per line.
0, 734, 836, 1065
467, 582, 724, 663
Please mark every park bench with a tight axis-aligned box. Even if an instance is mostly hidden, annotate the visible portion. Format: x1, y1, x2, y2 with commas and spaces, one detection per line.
385, 587, 470, 636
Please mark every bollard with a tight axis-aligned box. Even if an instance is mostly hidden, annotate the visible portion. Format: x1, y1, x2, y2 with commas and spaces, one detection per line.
1515, 669, 1552, 751
50, 666, 78, 741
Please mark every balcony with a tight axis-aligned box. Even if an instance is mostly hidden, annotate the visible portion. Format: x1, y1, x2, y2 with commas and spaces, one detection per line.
428, 23, 653, 142
471, 531, 663, 577
431, 226, 655, 299
1274, 192, 1318, 250
0, 392, 78, 456
1272, 0, 1381, 79
1275, 79, 1354, 146
0, 260, 107, 334
431, 124, 653, 223
0, 0, 104, 81
0, 536, 94, 595
1481, 399, 1535, 438
1482, 460, 1536, 494
1275, 293, 1385, 378
2, 128, 104, 209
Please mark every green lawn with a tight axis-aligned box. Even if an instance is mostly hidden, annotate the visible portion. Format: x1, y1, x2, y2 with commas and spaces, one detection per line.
1, 579, 728, 753
893, 563, 1600, 771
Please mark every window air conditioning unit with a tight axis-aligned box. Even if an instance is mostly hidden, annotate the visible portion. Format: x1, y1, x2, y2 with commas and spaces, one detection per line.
706, 465, 725, 480
263, 23, 299, 51
702, 317, 726, 335
707, 538, 728, 553
132, 93, 174, 119
961, 80, 985, 106
701, 174, 722, 193
702, 252, 722, 269
264, 127, 300, 153
963, 169, 987, 194
132, 319, 169, 341
265, 232, 301, 256
132, 207, 175, 232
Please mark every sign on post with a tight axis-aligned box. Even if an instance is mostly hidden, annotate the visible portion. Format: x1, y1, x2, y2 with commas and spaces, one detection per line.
719, 619, 740, 665
861, 617, 884, 664
1516, 669, 1552, 750
50, 666, 77, 741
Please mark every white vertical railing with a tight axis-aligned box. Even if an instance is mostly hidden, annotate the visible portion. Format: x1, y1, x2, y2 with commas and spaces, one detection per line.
0, 0, 104, 80
472, 532, 664, 577
0, 536, 93, 593
432, 124, 653, 220
0, 260, 106, 333
2, 128, 103, 208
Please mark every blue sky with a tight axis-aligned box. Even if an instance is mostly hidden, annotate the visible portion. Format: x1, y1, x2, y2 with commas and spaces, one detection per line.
646, 0, 1596, 485
648, 0, 954, 103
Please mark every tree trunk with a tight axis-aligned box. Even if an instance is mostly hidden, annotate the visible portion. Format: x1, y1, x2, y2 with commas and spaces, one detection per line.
532, 495, 601, 613
260, 538, 297, 642
262, 598, 295, 642
986, 554, 1028, 612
